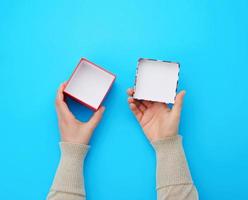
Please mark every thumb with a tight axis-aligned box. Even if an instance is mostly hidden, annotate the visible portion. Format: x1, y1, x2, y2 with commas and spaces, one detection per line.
172, 90, 186, 116
88, 106, 105, 130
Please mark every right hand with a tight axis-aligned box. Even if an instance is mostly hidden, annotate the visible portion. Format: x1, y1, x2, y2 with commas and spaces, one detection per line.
127, 88, 185, 142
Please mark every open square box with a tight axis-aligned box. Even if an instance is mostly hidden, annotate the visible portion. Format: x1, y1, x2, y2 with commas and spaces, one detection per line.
133, 58, 180, 104
63, 58, 116, 111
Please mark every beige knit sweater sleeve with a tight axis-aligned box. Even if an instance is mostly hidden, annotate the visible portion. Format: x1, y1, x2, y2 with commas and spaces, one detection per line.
47, 142, 89, 200
47, 135, 198, 200
152, 135, 198, 200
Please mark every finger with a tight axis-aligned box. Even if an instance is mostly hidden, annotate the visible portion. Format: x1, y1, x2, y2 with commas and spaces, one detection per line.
138, 102, 146, 112
128, 97, 147, 112
152, 101, 169, 110
129, 103, 143, 122
88, 106, 105, 129
127, 88, 153, 108
55, 83, 74, 120
127, 88, 134, 96
142, 100, 153, 108
172, 90, 186, 116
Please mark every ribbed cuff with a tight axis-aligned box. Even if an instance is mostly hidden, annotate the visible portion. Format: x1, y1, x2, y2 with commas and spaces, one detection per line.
151, 135, 192, 189
51, 142, 89, 196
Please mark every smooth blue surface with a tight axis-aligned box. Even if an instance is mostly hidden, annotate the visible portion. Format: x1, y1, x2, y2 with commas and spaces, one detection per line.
1, 0, 248, 199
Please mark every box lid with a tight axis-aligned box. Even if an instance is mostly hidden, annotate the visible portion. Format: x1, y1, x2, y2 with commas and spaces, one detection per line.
133, 58, 179, 104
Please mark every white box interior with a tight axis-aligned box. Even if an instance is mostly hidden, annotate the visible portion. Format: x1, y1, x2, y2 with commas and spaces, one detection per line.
133, 59, 179, 104
64, 59, 115, 110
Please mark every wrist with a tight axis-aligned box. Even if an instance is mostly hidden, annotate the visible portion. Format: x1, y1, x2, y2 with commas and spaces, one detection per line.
149, 132, 178, 143
151, 135, 180, 147
61, 134, 91, 145
60, 142, 90, 160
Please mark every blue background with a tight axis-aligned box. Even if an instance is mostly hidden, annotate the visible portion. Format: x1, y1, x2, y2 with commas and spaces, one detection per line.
0, 0, 248, 199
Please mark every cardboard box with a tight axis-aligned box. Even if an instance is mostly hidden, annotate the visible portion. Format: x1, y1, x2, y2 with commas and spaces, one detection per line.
133, 58, 180, 104
64, 58, 116, 111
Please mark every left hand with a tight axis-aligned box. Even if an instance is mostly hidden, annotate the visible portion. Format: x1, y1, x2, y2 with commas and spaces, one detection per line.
55, 83, 105, 145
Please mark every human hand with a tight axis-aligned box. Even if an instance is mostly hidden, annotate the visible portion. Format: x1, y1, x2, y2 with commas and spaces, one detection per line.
55, 83, 105, 145
127, 88, 185, 142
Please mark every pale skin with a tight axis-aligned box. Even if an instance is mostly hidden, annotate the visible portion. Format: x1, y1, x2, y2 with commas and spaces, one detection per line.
55, 83, 185, 144
127, 88, 185, 142
55, 83, 105, 144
